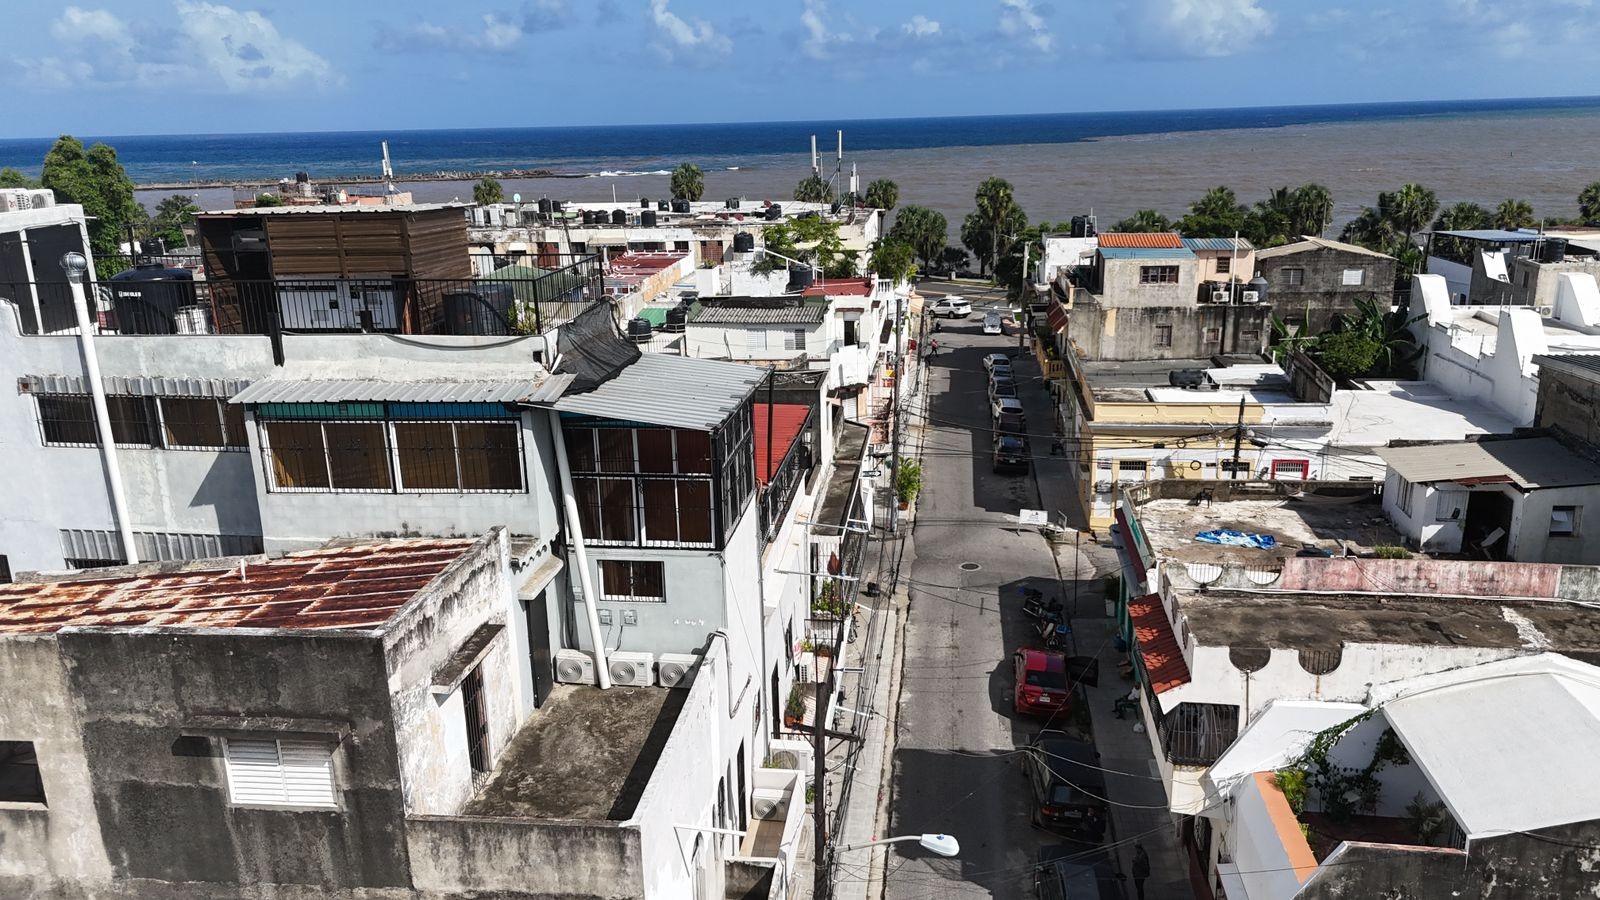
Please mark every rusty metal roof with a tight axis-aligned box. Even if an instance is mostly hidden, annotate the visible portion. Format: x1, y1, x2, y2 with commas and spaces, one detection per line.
0, 539, 473, 635
1097, 232, 1184, 249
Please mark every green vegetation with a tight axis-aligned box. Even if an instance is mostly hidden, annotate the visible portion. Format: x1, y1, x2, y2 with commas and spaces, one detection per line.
896, 459, 924, 504
1404, 793, 1451, 846
1294, 296, 1423, 382
968, 177, 1026, 280
151, 194, 200, 246
1315, 331, 1382, 381
1372, 545, 1412, 559
1341, 183, 1437, 282
1580, 182, 1600, 223
1493, 198, 1535, 230
1176, 185, 1250, 239
39, 135, 139, 262
867, 238, 916, 285
1112, 209, 1172, 233
1275, 768, 1309, 815
1279, 714, 1414, 826
793, 173, 834, 204
473, 176, 504, 206
670, 163, 705, 202
756, 215, 858, 278
863, 178, 899, 212
254, 193, 285, 208
786, 683, 807, 721
889, 205, 948, 269
0, 167, 38, 188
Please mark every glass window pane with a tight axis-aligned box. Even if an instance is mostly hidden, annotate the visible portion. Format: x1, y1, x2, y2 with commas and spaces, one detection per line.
597, 478, 637, 542
395, 422, 459, 489
642, 480, 680, 543
565, 427, 596, 471
597, 429, 636, 473
458, 422, 522, 490
265, 421, 329, 489
677, 480, 714, 544
222, 402, 248, 448
162, 398, 225, 448
599, 560, 628, 597
38, 395, 98, 445
574, 477, 604, 538
634, 561, 664, 598
324, 422, 390, 490
676, 430, 712, 473
636, 429, 675, 474
106, 396, 155, 445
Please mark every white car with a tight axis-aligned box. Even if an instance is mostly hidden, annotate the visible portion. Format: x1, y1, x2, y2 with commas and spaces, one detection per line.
982, 312, 1004, 334
930, 296, 972, 318
983, 353, 1012, 373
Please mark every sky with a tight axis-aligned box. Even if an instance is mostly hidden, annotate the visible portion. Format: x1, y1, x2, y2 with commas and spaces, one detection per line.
3, 0, 1600, 137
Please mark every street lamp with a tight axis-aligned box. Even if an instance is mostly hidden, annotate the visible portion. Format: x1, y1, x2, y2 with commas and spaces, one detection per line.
837, 833, 960, 858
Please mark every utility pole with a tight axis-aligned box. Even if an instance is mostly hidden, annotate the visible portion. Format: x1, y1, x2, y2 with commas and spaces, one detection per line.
888, 288, 905, 534
812, 667, 831, 899
1230, 395, 1246, 479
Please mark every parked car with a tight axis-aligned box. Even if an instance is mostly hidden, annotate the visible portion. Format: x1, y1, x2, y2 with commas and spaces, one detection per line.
930, 296, 972, 318
983, 312, 1004, 334
1013, 648, 1072, 716
994, 410, 1027, 437
992, 396, 1026, 424
1024, 730, 1109, 842
983, 352, 1012, 373
990, 379, 1018, 402
994, 434, 1029, 473
1034, 847, 1123, 900
989, 362, 1015, 384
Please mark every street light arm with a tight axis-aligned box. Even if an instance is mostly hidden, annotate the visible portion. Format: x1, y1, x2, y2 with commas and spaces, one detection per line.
836, 833, 960, 857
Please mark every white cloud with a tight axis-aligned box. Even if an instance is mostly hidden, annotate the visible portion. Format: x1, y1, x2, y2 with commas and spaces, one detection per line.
376, 11, 543, 54
903, 14, 941, 37
176, 1, 337, 91
649, 0, 732, 62
998, 0, 1053, 52
800, 0, 854, 60
1119, 0, 1273, 59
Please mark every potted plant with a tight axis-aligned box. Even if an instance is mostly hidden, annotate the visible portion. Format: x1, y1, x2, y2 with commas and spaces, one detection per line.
784, 683, 808, 727
896, 460, 923, 510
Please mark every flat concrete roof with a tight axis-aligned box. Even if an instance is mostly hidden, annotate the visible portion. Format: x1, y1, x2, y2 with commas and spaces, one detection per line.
1433, 307, 1600, 352
465, 684, 685, 821
1083, 357, 1277, 403
1330, 382, 1518, 447
1137, 496, 1400, 566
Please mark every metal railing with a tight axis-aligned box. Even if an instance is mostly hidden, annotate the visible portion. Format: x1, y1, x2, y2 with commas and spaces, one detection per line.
1157, 701, 1240, 767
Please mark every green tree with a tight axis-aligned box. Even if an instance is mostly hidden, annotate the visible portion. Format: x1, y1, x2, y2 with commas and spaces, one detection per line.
1248, 187, 1295, 248
862, 178, 899, 212
995, 222, 1053, 301
1431, 202, 1492, 262
1289, 183, 1334, 238
867, 238, 916, 284
888, 205, 948, 269
793, 174, 834, 204
670, 163, 705, 201
1341, 206, 1399, 255
973, 177, 1026, 280
1176, 186, 1249, 238
1112, 209, 1172, 233
754, 216, 856, 278
1384, 183, 1438, 252
1579, 182, 1600, 223
39, 135, 139, 262
0, 167, 37, 188
254, 193, 285, 208
1314, 330, 1382, 381
473, 176, 504, 206
1493, 198, 1535, 230
151, 194, 200, 246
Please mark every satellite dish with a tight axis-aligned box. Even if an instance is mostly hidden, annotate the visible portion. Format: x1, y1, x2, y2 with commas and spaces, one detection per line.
513, 193, 522, 203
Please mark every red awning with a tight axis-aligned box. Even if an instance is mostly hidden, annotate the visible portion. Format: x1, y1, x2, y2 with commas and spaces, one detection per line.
1047, 302, 1069, 332
754, 403, 810, 485
1128, 594, 1191, 695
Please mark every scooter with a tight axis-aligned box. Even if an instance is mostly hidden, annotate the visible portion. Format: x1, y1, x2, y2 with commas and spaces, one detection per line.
1034, 616, 1072, 650
1022, 591, 1064, 622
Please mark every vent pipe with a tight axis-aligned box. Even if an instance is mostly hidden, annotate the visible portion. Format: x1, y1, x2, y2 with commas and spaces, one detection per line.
547, 410, 611, 688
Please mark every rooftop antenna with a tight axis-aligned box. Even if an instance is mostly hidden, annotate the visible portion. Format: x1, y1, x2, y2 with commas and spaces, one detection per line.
810, 134, 819, 175
381, 141, 397, 196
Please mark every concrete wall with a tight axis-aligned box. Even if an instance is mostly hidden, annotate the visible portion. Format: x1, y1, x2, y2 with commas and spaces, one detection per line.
406, 815, 643, 898
1100, 257, 1199, 307
682, 322, 827, 361
1228, 772, 1313, 900
1256, 245, 1397, 335
1507, 256, 1600, 309
1193, 248, 1257, 285
1070, 299, 1272, 361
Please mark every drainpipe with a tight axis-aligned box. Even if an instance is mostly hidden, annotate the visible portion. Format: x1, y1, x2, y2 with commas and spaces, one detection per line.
546, 409, 611, 688
62, 253, 139, 566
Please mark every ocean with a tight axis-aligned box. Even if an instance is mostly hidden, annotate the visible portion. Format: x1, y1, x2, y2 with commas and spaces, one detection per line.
3, 95, 1598, 233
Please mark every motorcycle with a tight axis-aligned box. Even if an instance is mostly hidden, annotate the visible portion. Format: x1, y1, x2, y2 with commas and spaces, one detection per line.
1034, 616, 1073, 650
1022, 589, 1064, 622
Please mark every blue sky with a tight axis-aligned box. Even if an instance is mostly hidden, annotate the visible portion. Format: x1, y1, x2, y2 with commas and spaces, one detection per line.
3, 0, 1599, 136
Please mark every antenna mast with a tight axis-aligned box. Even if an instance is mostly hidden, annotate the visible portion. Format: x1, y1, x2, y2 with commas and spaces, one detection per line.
381, 141, 397, 196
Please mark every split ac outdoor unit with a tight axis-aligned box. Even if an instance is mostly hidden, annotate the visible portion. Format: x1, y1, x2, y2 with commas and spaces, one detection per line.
1210, 290, 1229, 304
766, 749, 806, 771
1239, 291, 1261, 303
751, 786, 792, 820
1537, 305, 1554, 317
656, 652, 700, 688
554, 649, 596, 685
607, 651, 655, 687
28, 190, 55, 209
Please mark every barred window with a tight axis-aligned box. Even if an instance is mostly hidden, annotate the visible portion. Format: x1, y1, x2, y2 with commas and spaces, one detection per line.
599, 560, 665, 601
394, 421, 522, 491
264, 421, 391, 491
162, 398, 248, 449
565, 425, 721, 548
37, 394, 155, 447
1139, 265, 1180, 284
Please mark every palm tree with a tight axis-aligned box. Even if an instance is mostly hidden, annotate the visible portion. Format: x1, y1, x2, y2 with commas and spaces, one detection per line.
794, 174, 833, 204
863, 178, 899, 212
1177, 186, 1248, 238
1112, 209, 1172, 233
1431, 202, 1492, 263
1579, 181, 1600, 224
1289, 184, 1334, 237
472, 177, 504, 206
1383, 183, 1438, 252
1341, 206, 1398, 254
1493, 198, 1535, 230
670, 163, 704, 201
1251, 186, 1295, 247
888, 205, 948, 269
974, 177, 1023, 281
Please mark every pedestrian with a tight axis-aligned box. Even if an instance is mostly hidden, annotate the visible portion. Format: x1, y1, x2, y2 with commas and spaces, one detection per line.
929, 338, 939, 358
1131, 843, 1151, 900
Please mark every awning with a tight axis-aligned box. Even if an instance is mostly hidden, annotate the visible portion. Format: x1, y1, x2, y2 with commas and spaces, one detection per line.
1376, 437, 1600, 489
1046, 302, 1069, 332
23, 374, 252, 399
1129, 594, 1191, 696
549, 353, 766, 430
231, 374, 571, 405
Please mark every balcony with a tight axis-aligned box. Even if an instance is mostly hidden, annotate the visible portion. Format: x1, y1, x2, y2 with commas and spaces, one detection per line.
1157, 701, 1240, 767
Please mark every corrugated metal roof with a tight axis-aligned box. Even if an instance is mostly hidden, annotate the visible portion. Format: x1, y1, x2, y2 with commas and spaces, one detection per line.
550, 353, 765, 430
231, 374, 571, 405
754, 403, 810, 484
23, 374, 253, 399
1377, 437, 1600, 489
1181, 236, 1254, 252
1129, 593, 1190, 695
1098, 247, 1197, 260
1432, 228, 1543, 243
1256, 235, 1396, 261
690, 303, 825, 325
1098, 232, 1184, 249
0, 538, 473, 633
199, 203, 468, 217
1533, 353, 1600, 379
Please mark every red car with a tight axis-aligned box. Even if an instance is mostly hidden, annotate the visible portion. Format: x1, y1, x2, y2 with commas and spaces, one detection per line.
1013, 647, 1071, 717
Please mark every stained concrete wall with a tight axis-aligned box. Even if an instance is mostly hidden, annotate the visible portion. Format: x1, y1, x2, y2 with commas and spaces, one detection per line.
1255, 245, 1397, 335
1537, 363, 1600, 446
406, 815, 644, 898
1071, 298, 1272, 361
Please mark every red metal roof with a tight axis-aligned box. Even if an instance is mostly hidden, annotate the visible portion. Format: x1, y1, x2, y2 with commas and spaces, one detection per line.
1128, 593, 1191, 694
754, 403, 810, 484
609, 251, 686, 272
803, 278, 874, 297
1097, 233, 1184, 249
0, 539, 474, 634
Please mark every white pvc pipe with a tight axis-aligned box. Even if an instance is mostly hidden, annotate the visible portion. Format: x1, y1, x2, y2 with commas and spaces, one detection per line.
63, 254, 139, 565
546, 409, 611, 689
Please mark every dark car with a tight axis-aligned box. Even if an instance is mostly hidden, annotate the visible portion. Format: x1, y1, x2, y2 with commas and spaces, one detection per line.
994, 410, 1027, 438
989, 378, 1018, 402
1035, 846, 1124, 900
994, 434, 1030, 473
1025, 730, 1109, 842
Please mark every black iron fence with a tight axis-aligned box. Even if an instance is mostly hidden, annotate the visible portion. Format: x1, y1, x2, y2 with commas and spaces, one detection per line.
758, 408, 817, 543
1157, 700, 1241, 767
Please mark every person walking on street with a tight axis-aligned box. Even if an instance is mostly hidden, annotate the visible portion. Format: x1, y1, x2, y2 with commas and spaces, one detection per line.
928, 338, 939, 358
1131, 843, 1151, 900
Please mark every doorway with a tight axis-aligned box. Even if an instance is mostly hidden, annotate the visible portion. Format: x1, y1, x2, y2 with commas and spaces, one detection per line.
1463, 490, 1514, 560
523, 589, 554, 708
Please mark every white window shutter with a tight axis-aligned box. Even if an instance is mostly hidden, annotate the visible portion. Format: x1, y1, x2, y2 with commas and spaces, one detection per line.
224, 738, 336, 808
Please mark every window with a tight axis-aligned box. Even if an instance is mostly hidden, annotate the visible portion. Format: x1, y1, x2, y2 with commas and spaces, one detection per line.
1215, 256, 1231, 274
1282, 267, 1305, 287
1394, 476, 1415, 515
1202, 327, 1221, 343
1153, 325, 1173, 347
567, 426, 720, 548
0, 741, 45, 804
0, 555, 9, 584
462, 666, 490, 774
599, 559, 665, 601
1270, 460, 1309, 480
843, 317, 859, 347
64, 558, 124, 570
394, 421, 522, 491
1117, 459, 1148, 481
37, 394, 153, 447
1219, 459, 1252, 477
162, 398, 248, 450
1139, 265, 1180, 284
222, 738, 336, 808
1239, 330, 1261, 346
1551, 506, 1581, 537
785, 328, 806, 351
1341, 268, 1365, 286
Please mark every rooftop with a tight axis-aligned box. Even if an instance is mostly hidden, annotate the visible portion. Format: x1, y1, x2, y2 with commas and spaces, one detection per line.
802, 278, 875, 297
1098, 232, 1185, 249
200, 203, 468, 217
1428, 306, 1600, 351
1430, 228, 1544, 243
1532, 352, 1600, 381
1377, 435, 1600, 489
465, 684, 685, 820
1080, 357, 1293, 404
754, 403, 810, 484
0, 538, 473, 634
1136, 495, 1399, 566
550, 352, 766, 431
1098, 246, 1197, 260
1130, 594, 1190, 694
1329, 382, 1518, 447
1181, 236, 1254, 253
689, 299, 826, 325
1255, 236, 1397, 261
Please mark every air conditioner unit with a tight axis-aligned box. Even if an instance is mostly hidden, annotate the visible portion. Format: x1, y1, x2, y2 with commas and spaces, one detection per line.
0, 189, 31, 212
1094, 481, 1114, 494
766, 749, 806, 771
656, 652, 700, 688
554, 649, 597, 685
1210, 290, 1229, 304
751, 786, 792, 820
1537, 305, 1554, 317
607, 651, 655, 687
1239, 291, 1260, 304
28, 190, 55, 209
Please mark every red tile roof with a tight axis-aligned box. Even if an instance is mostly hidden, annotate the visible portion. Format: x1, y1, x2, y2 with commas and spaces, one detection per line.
1098, 233, 1184, 249
754, 403, 810, 484
0, 539, 474, 634
803, 278, 874, 297
1128, 593, 1191, 694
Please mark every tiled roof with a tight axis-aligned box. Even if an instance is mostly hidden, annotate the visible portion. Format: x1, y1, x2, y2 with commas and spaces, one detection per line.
689, 302, 826, 325
803, 278, 875, 297
1128, 593, 1191, 694
754, 403, 810, 484
1098, 247, 1196, 260
1098, 232, 1184, 249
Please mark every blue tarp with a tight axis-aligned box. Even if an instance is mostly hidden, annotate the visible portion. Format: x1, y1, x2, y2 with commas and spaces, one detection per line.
1195, 530, 1276, 550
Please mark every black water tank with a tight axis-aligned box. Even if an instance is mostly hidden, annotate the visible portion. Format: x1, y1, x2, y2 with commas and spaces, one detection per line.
108, 264, 195, 334
830, 201, 842, 215
765, 204, 782, 221
733, 232, 756, 253
626, 317, 654, 343
1248, 274, 1269, 304
581, 209, 595, 225
1543, 238, 1568, 264
1070, 216, 1089, 238
443, 284, 517, 336
665, 304, 689, 333
611, 209, 627, 226
726, 198, 741, 210
658, 199, 670, 211
550, 200, 564, 213
788, 265, 814, 291
537, 198, 553, 214
641, 210, 658, 227
1169, 368, 1206, 389
640, 198, 651, 208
